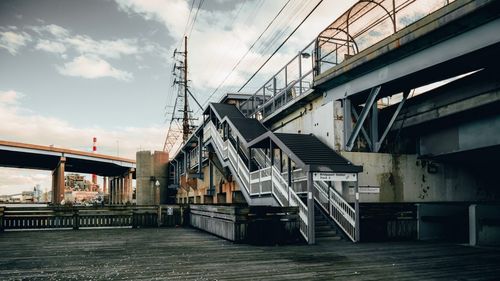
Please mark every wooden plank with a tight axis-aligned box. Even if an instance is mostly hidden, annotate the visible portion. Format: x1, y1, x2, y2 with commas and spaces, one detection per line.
0, 227, 499, 280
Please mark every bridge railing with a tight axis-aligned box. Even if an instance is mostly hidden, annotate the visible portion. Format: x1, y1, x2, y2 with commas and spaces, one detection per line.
239, 40, 316, 120
0, 205, 182, 231
316, 0, 455, 76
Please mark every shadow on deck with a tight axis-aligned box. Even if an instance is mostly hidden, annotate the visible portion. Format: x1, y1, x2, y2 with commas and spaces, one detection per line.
1, 227, 499, 280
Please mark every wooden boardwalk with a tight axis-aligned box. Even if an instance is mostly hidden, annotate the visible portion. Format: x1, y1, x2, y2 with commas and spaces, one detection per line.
1, 227, 499, 280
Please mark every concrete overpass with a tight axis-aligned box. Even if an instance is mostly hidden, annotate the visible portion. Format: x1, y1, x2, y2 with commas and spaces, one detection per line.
0, 140, 136, 204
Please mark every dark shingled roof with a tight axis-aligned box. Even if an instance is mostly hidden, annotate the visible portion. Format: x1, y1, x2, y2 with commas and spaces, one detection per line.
274, 133, 362, 172
210, 103, 245, 120
229, 118, 268, 142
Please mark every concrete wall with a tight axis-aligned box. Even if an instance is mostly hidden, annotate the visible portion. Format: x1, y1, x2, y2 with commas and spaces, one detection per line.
341, 152, 500, 203
136, 151, 168, 205
270, 97, 340, 151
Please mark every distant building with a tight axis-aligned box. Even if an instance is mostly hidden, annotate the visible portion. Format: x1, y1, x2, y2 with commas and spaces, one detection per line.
65, 173, 99, 192
21, 191, 34, 203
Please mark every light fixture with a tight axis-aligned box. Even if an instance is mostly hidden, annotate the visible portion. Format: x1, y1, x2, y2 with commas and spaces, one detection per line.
301, 52, 311, 59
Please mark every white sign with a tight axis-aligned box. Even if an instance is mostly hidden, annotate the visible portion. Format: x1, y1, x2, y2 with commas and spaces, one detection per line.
167, 207, 173, 216
313, 172, 357, 182
349, 187, 380, 195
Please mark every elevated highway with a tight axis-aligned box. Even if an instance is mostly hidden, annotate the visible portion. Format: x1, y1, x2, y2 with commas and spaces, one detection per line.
0, 140, 135, 204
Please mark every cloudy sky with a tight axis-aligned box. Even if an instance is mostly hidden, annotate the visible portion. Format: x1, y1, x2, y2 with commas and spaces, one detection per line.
0, 0, 355, 194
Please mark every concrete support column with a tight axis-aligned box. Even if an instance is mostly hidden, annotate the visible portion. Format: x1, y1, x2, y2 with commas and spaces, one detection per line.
112, 178, 117, 205
103, 176, 108, 194
126, 171, 133, 203
51, 157, 66, 205
118, 177, 125, 204
109, 178, 113, 205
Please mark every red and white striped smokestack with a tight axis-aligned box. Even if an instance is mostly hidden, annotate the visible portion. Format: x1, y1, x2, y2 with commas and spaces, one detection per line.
92, 137, 97, 185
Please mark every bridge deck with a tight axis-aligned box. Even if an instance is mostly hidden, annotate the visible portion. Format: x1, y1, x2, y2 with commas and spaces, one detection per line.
1, 227, 499, 280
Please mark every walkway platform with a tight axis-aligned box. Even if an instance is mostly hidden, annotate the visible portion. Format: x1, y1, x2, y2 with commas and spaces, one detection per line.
1, 228, 499, 280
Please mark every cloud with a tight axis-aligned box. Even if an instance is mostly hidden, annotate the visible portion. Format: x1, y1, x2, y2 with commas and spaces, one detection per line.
30, 24, 70, 37
0, 30, 31, 55
0, 89, 164, 158
56, 55, 133, 81
115, 0, 189, 38
64, 35, 139, 59
0, 90, 23, 105
0, 170, 51, 195
114, 0, 356, 104
35, 39, 66, 54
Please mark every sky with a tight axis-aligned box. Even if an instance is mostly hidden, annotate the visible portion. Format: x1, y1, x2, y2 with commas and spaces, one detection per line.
0, 0, 356, 194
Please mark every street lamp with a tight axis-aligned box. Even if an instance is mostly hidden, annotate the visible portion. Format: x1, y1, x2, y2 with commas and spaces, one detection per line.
155, 180, 160, 205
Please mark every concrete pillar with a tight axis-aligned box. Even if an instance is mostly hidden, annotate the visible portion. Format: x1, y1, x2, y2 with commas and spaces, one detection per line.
51, 157, 66, 205
109, 178, 113, 205
118, 177, 125, 204
103, 176, 108, 194
112, 178, 117, 205
125, 171, 133, 203
125, 172, 132, 203
136, 151, 168, 205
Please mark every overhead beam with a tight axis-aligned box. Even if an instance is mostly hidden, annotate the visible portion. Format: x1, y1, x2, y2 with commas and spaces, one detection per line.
346, 86, 381, 151
374, 90, 410, 152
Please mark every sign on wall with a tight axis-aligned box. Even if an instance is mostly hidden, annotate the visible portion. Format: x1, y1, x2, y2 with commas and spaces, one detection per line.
313, 172, 357, 182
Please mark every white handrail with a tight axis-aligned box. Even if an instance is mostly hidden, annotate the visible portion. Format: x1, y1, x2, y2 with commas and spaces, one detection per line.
204, 120, 309, 242
314, 180, 356, 242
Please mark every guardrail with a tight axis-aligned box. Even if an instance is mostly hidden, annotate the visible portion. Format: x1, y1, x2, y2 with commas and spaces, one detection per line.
0, 205, 182, 231
316, 0, 456, 76
239, 40, 316, 120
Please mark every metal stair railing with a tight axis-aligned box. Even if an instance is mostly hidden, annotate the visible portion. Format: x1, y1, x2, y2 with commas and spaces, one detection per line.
313, 180, 356, 242
251, 147, 309, 241
204, 120, 309, 242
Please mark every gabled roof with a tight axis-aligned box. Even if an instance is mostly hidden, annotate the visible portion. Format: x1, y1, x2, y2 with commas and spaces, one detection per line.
249, 132, 362, 173
204, 103, 245, 121
226, 117, 268, 143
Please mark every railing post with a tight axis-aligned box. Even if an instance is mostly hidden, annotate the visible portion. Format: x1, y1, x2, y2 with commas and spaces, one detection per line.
307, 172, 315, 244
354, 179, 360, 242
132, 207, 137, 228
328, 184, 331, 216
157, 205, 162, 228
298, 51, 302, 95
259, 170, 262, 196
0, 207, 4, 232
72, 208, 79, 230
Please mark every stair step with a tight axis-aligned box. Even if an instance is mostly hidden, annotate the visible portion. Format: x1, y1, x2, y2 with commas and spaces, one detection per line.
315, 220, 330, 227
315, 235, 342, 242
315, 225, 334, 232
316, 230, 339, 237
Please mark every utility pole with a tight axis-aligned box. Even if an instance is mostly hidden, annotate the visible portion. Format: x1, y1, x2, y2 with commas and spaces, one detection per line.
182, 36, 189, 143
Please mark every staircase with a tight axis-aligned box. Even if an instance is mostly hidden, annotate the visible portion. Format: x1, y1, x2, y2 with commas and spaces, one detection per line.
314, 205, 343, 243
202, 104, 359, 243
203, 120, 310, 243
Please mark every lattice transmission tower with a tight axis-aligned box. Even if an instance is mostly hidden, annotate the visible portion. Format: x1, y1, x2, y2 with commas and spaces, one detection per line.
163, 36, 201, 155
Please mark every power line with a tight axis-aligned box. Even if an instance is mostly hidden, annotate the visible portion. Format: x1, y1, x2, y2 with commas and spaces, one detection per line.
201, 0, 292, 108
238, 0, 324, 93
182, 0, 195, 37
188, 0, 205, 37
